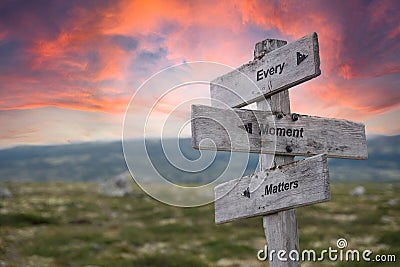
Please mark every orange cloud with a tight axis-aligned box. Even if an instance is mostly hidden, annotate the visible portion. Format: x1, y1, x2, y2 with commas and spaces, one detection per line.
0, 0, 399, 148
339, 64, 352, 80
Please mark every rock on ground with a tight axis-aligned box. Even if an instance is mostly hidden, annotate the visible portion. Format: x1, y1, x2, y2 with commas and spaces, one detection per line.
387, 199, 398, 206
0, 187, 12, 198
349, 186, 365, 196
98, 172, 132, 197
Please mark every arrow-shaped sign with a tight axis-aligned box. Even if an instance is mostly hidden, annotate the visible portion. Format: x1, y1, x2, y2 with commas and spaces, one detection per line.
210, 32, 321, 108
191, 104, 368, 159
214, 154, 330, 224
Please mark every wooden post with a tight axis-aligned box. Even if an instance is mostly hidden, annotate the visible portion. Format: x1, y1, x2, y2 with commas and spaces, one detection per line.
255, 39, 300, 266
191, 32, 366, 265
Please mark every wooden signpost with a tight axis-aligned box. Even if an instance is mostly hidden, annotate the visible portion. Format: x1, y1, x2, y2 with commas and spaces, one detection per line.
190, 32, 367, 266
210, 32, 320, 108
192, 104, 367, 159
214, 154, 330, 224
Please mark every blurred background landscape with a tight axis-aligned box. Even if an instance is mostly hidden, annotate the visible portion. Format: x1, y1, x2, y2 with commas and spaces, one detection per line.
1, 135, 399, 266
1, 135, 399, 183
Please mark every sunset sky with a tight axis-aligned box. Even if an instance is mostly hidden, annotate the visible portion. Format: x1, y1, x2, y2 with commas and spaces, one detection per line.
0, 0, 399, 148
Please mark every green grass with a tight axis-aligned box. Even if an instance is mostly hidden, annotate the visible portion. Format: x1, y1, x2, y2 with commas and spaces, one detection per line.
203, 239, 255, 261
0, 181, 399, 266
132, 252, 209, 267
0, 212, 58, 226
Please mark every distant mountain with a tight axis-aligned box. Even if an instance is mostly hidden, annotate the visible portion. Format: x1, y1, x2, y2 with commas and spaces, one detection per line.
0, 135, 399, 182
0, 139, 258, 183
328, 135, 400, 182
0, 141, 127, 182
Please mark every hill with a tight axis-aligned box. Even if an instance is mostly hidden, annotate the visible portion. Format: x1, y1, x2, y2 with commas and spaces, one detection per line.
329, 135, 400, 182
0, 135, 399, 182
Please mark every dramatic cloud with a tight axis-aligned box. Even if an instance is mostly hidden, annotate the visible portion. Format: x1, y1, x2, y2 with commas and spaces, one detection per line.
0, 0, 399, 147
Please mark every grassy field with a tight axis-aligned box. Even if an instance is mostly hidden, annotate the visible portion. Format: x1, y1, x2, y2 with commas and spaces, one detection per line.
0, 181, 399, 267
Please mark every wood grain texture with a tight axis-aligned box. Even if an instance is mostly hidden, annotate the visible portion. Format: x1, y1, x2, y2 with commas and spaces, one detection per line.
214, 154, 330, 224
254, 39, 288, 59
210, 32, 320, 108
262, 89, 299, 267
210, 38, 301, 266
191, 104, 367, 159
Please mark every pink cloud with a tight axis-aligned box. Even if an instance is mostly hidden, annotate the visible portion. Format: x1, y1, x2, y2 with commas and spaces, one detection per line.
0, 0, 399, 147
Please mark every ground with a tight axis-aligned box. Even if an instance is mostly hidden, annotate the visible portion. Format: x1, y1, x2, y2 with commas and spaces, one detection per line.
0, 181, 399, 267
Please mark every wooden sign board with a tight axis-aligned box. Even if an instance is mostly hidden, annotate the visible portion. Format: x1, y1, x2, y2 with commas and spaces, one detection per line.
214, 154, 329, 224
210, 32, 320, 108
192, 104, 367, 159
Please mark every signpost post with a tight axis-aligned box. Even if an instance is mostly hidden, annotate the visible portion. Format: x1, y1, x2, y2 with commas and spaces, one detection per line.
191, 33, 367, 266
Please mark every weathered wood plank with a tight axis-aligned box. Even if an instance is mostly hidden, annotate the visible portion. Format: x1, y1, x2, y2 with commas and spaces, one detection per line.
191, 104, 367, 159
214, 154, 330, 224
210, 32, 321, 108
